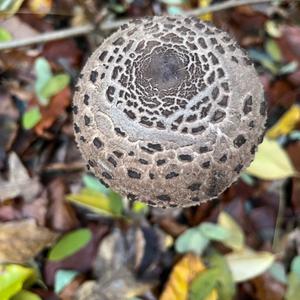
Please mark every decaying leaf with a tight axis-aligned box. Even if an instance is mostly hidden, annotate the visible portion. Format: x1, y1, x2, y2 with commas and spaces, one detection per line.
225, 248, 275, 283
246, 138, 297, 180
217, 212, 245, 251
0, 152, 41, 202
160, 253, 217, 300
0, 219, 58, 264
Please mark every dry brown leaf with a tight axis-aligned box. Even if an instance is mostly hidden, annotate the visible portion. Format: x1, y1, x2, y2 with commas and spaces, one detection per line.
0, 219, 58, 264
35, 87, 71, 136
0, 152, 41, 202
160, 253, 217, 300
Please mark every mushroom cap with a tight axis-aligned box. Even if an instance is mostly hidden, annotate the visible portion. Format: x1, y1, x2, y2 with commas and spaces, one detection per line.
73, 16, 266, 208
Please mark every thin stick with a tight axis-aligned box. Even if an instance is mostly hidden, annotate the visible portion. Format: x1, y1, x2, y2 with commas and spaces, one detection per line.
99, 0, 273, 30
0, 0, 272, 50
0, 24, 93, 50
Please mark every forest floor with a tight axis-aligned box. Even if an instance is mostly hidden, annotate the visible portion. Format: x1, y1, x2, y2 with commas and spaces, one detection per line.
0, 0, 300, 299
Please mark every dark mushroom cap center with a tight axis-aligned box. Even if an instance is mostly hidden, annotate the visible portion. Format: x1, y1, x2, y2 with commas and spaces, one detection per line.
143, 50, 186, 89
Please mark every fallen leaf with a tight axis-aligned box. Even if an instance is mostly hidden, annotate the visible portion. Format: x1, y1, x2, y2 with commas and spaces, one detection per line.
208, 252, 236, 300
22, 107, 42, 130
28, 0, 52, 16
175, 227, 209, 256
82, 174, 110, 195
0, 219, 58, 264
160, 253, 216, 300
286, 272, 300, 300
34, 57, 53, 106
189, 268, 219, 300
0, 26, 12, 41
0, 264, 36, 300
267, 104, 300, 139
291, 256, 300, 278
198, 0, 212, 22
0, 0, 25, 18
0, 152, 41, 202
246, 138, 297, 180
40, 74, 70, 100
44, 225, 109, 286
35, 87, 71, 136
48, 228, 92, 262
66, 187, 123, 216
199, 222, 231, 242
54, 269, 79, 294
225, 248, 275, 283
268, 262, 287, 284
265, 39, 282, 62
265, 20, 282, 38
217, 212, 245, 251
47, 178, 79, 232
251, 273, 285, 300
11, 290, 42, 300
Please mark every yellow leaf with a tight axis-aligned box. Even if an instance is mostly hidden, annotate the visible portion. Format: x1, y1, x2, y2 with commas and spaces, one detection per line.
218, 212, 244, 251
267, 104, 300, 139
198, 0, 213, 22
246, 138, 297, 180
160, 253, 217, 300
0, 0, 25, 18
226, 248, 275, 283
28, 0, 52, 16
66, 188, 114, 216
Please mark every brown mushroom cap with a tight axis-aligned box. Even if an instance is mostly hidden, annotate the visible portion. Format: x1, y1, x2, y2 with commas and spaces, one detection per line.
73, 16, 266, 208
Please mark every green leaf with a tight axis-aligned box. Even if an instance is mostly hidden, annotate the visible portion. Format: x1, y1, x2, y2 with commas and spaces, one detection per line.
199, 222, 231, 242
0, 27, 12, 41
189, 268, 219, 300
246, 138, 297, 180
286, 272, 300, 300
132, 201, 149, 214
48, 228, 92, 261
67, 188, 119, 216
0, 264, 36, 300
107, 190, 123, 216
40, 74, 70, 100
265, 39, 282, 62
248, 49, 278, 74
217, 212, 245, 251
54, 270, 79, 294
279, 61, 298, 75
167, 6, 184, 15
225, 248, 275, 282
240, 173, 255, 186
34, 57, 53, 106
175, 227, 209, 256
83, 174, 110, 194
291, 256, 300, 278
208, 252, 236, 300
22, 107, 42, 130
265, 20, 282, 38
11, 290, 42, 300
269, 262, 287, 284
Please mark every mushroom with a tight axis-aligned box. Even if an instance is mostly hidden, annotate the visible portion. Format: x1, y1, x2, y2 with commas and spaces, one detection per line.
73, 16, 267, 208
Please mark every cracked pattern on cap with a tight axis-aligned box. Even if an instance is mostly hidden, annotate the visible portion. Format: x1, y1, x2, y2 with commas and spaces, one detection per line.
73, 16, 267, 208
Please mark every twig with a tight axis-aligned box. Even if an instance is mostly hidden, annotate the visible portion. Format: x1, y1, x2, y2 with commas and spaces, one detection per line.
273, 180, 286, 252
100, 0, 273, 30
0, 24, 93, 50
0, 0, 272, 50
